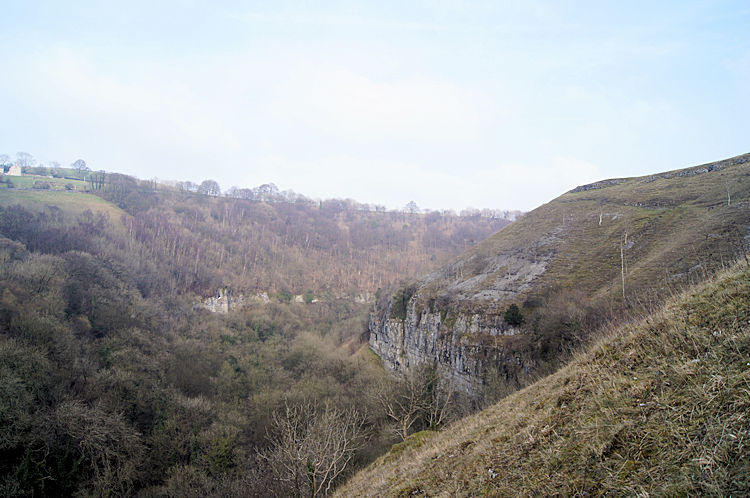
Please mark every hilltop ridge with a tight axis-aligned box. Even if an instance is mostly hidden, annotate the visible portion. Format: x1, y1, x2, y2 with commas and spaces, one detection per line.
370, 153, 750, 397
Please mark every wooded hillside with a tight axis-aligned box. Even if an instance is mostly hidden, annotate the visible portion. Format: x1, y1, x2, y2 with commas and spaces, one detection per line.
1, 171, 512, 297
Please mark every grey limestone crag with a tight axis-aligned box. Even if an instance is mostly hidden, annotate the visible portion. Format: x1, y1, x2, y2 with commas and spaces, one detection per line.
198, 288, 251, 313
369, 291, 535, 396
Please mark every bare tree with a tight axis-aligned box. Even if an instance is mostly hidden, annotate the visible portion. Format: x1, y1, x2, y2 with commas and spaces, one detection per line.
422, 364, 455, 431
404, 201, 420, 214
621, 231, 627, 300
254, 183, 279, 201
178, 181, 198, 193
88, 170, 107, 190
72, 158, 90, 176
16, 151, 36, 168
198, 179, 221, 196
374, 372, 423, 441
262, 400, 368, 497
725, 179, 733, 206
373, 363, 455, 441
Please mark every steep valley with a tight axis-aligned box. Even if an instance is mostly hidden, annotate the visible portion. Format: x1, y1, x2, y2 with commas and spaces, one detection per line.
1, 153, 749, 496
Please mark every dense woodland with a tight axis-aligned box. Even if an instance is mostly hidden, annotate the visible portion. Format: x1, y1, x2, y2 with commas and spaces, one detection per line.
0, 169, 510, 496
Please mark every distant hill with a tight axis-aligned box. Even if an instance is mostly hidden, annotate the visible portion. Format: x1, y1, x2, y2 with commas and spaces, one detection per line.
339, 262, 750, 496
0, 173, 514, 299
369, 153, 750, 398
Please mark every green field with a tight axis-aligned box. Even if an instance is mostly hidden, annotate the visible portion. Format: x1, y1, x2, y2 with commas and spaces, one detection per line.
1, 174, 88, 191
0, 188, 127, 221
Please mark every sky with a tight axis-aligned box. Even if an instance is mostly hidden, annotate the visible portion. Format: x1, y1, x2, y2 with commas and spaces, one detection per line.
1, 1, 748, 212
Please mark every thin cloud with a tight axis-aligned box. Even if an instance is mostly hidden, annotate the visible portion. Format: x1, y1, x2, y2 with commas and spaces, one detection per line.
270, 66, 484, 142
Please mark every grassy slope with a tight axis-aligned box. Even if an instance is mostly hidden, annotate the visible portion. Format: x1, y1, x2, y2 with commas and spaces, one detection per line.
340, 263, 750, 496
0, 188, 126, 221
420, 153, 750, 313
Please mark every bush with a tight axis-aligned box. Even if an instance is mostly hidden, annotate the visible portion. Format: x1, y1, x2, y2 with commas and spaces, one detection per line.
391, 284, 417, 321
277, 290, 293, 303
504, 304, 524, 326
303, 290, 315, 304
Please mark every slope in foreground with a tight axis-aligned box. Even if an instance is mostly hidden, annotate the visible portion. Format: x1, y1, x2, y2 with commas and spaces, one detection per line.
341, 263, 750, 496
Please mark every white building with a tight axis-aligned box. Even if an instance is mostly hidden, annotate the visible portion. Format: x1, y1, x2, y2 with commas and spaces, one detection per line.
2, 164, 22, 176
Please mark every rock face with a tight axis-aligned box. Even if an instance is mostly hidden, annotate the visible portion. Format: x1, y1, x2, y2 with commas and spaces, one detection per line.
197, 289, 324, 312
199, 288, 232, 313
198, 288, 249, 313
369, 221, 560, 397
369, 153, 750, 399
369, 300, 532, 395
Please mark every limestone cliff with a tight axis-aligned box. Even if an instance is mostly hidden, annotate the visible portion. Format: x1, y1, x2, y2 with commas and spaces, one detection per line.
369, 301, 531, 394
369, 153, 750, 398
198, 288, 234, 313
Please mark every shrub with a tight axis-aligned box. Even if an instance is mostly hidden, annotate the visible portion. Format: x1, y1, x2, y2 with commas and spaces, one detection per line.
391, 284, 417, 321
277, 290, 293, 303
504, 303, 524, 326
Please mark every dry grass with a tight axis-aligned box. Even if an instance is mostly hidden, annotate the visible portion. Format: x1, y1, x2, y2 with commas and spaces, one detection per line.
421, 153, 750, 312
338, 263, 750, 496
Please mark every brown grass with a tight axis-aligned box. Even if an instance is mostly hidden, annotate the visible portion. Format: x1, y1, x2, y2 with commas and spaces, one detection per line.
421, 153, 750, 313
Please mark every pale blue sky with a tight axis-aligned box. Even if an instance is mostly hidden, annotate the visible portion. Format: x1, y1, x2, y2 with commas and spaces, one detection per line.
1, 1, 748, 210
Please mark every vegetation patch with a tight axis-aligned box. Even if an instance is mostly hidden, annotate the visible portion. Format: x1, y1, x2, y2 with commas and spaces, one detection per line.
391, 284, 417, 321
503, 303, 524, 326
385, 430, 436, 463
441, 310, 458, 329
366, 346, 382, 363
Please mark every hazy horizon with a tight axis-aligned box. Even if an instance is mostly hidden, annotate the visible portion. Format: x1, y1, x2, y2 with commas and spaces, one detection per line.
2, 1, 748, 211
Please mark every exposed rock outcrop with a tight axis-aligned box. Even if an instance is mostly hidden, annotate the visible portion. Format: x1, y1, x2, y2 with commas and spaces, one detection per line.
369, 300, 531, 395
198, 288, 236, 313
196, 289, 322, 313
197, 288, 253, 313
